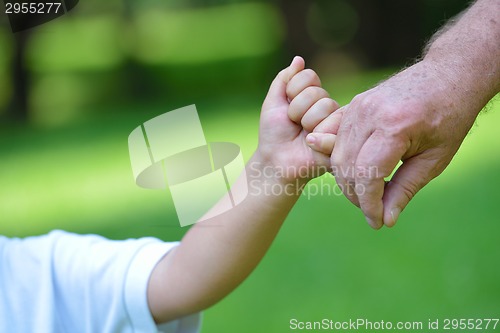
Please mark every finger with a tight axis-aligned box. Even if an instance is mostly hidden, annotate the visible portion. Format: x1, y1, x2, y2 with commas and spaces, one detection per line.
300, 98, 340, 132
330, 104, 371, 208
288, 87, 330, 124
382, 151, 444, 227
306, 133, 336, 155
313, 105, 346, 135
354, 132, 408, 229
262, 56, 305, 111
286, 68, 322, 101
309, 146, 333, 172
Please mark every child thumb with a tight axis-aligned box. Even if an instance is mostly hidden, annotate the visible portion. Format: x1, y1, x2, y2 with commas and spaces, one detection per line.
262, 56, 305, 110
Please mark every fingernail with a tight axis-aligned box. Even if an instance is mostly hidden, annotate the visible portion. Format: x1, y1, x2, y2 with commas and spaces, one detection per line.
306, 134, 316, 146
291, 56, 304, 67
390, 207, 401, 226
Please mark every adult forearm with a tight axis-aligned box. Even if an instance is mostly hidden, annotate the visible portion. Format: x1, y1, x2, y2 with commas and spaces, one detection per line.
423, 0, 500, 112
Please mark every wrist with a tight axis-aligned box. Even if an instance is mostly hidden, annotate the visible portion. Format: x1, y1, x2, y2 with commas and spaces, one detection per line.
248, 150, 308, 196
411, 58, 485, 118
422, 48, 499, 115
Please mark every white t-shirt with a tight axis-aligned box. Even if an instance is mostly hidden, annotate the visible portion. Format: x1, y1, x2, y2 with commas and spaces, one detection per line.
0, 230, 201, 333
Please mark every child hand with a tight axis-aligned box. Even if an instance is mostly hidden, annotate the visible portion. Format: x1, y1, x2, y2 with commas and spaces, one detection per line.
304, 106, 345, 156
257, 56, 340, 185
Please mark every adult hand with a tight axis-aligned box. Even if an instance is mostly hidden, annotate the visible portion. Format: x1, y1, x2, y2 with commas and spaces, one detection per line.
314, 60, 482, 229
311, 0, 499, 229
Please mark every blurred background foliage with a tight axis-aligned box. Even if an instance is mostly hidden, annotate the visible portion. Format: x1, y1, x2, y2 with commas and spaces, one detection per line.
1, 1, 499, 332
0, 0, 472, 126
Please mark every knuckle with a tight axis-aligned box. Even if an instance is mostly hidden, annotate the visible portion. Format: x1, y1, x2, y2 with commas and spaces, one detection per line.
330, 155, 342, 169
349, 94, 381, 124
302, 69, 320, 84
350, 92, 372, 108
382, 107, 412, 129
287, 106, 300, 122
351, 93, 416, 138
300, 116, 314, 132
318, 136, 330, 151
303, 86, 327, 101
340, 169, 356, 183
336, 120, 352, 137
380, 108, 423, 141
320, 97, 338, 112
354, 163, 381, 182
276, 68, 287, 80
285, 84, 295, 99
391, 179, 417, 202
361, 96, 383, 114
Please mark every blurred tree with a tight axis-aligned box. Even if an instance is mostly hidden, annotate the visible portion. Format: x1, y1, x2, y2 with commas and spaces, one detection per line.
275, 0, 471, 68
1, 0, 474, 124
8, 30, 31, 122
349, 0, 422, 67
122, 0, 150, 100
349, 0, 471, 67
277, 0, 318, 61
420, 0, 472, 37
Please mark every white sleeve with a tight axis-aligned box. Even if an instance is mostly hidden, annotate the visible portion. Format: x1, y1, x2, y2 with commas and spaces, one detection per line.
124, 239, 202, 333
0, 230, 202, 333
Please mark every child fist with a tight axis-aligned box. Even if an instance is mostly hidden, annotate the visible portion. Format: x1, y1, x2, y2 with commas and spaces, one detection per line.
257, 56, 340, 184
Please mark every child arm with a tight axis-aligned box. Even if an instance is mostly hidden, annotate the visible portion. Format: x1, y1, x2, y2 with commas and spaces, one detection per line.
147, 57, 338, 323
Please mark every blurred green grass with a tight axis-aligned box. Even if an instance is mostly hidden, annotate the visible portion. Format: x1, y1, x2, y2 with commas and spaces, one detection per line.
0, 70, 499, 332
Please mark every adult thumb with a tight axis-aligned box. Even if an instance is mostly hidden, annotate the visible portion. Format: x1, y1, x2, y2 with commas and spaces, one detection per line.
382, 154, 440, 227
